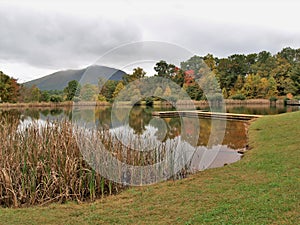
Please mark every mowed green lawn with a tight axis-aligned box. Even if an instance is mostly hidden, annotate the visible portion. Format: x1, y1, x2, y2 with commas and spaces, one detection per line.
1, 111, 299, 224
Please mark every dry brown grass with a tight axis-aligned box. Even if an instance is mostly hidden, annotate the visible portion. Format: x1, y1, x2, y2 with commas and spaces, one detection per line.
224, 98, 285, 105
0, 114, 123, 207
0, 101, 111, 108
0, 113, 186, 207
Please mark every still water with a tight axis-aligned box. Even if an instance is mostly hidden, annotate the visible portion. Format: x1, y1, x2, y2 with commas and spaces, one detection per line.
1, 104, 299, 177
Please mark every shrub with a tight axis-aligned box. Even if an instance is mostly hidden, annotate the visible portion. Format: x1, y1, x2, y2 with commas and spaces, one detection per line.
73, 96, 81, 102
231, 93, 246, 100
269, 96, 277, 102
97, 94, 107, 102
294, 95, 300, 100
207, 93, 224, 102
50, 95, 63, 103
145, 97, 153, 106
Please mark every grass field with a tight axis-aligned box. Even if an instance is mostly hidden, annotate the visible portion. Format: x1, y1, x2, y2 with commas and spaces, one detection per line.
0, 111, 299, 224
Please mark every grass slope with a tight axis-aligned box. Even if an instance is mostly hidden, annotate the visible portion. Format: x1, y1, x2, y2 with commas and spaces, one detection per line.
1, 112, 299, 224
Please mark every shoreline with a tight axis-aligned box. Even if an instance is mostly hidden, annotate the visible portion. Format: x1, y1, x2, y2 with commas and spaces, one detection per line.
0, 101, 110, 108
0, 99, 284, 108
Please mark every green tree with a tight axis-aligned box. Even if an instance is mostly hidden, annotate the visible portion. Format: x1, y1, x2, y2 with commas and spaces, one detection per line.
288, 64, 300, 95
64, 80, 80, 101
216, 58, 239, 93
41, 91, 50, 102
99, 79, 118, 102
31, 86, 42, 102
267, 76, 278, 97
80, 84, 98, 101
154, 61, 176, 78
246, 53, 258, 74
278, 47, 300, 65
250, 51, 276, 78
180, 55, 204, 77
185, 83, 203, 100
50, 95, 63, 102
172, 68, 185, 87
281, 77, 297, 95
270, 56, 292, 95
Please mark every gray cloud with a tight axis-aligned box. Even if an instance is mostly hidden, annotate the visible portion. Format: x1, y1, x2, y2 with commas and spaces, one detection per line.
0, 7, 142, 69
1, 2, 300, 81
141, 16, 300, 58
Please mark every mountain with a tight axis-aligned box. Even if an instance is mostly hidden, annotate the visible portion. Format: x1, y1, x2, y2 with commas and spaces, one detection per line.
24, 65, 126, 90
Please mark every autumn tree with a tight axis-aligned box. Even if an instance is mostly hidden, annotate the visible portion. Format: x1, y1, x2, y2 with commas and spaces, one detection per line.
99, 79, 118, 102
130, 87, 142, 105
112, 82, 125, 100
242, 74, 261, 98
19, 85, 41, 102
180, 55, 205, 77
80, 84, 98, 101
0, 71, 20, 103
153, 86, 163, 97
267, 76, 278, 97
123, 67, 146, 84
257, 77, 269, 98
163, 85, 172, 97
171, 67, 185, 87
230, 75, 244, 96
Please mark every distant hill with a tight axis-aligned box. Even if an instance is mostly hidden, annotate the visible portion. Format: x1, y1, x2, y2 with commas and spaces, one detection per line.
24, 65, 126, 90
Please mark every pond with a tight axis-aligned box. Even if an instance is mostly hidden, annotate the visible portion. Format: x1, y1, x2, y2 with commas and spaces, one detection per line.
1, 104, 299, 184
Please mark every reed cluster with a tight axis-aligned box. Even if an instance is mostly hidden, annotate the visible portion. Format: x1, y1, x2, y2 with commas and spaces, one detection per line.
224, 99, 281, 105
0, 101, 111, 108
0, 115, 123, 207
0, 114, 188, 207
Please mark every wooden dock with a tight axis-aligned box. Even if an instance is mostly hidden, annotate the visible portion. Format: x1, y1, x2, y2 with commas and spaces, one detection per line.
152, 111, 263, 121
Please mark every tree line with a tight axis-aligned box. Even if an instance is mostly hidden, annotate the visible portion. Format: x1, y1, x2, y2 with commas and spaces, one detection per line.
1, 47, 300, 103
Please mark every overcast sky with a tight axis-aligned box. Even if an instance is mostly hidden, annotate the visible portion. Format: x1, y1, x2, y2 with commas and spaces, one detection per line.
1, 0, 300, 82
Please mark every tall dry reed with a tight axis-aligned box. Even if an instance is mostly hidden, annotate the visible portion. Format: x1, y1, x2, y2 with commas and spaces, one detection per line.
0, 115, 123, 207
0, 114, 187, 207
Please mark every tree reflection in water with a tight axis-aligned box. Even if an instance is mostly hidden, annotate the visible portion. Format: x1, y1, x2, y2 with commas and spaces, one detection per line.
5, 106, 249, 177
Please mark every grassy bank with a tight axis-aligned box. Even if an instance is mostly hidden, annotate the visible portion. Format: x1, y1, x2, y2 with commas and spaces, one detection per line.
1, 111, 300, 224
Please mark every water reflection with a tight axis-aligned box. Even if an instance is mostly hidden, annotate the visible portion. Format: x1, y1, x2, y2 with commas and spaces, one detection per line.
72, 105, 238, 178
198, 104, 300, 115
1, 104, 299, 178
